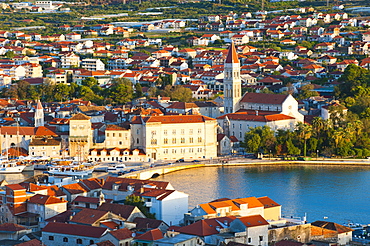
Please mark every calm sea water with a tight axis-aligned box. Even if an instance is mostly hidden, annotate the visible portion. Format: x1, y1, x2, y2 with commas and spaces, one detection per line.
153, 165, 370, 224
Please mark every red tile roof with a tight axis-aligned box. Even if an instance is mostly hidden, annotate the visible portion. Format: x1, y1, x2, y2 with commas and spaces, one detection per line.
97, 203, 136, 220
0, 223, 27, 232
28, 194, 67, 205
42, 222, 108, 238
240, 92, 288, 104
257, 196, 280, 208
6, 184, 26, 191
177, 217, 236, 236
69, 208, 109, 225
135, 228, 163, 241
14, 239, 44, 246
238, 214, 269, 227
109, 228, 133, 240
131, 115, 215, 124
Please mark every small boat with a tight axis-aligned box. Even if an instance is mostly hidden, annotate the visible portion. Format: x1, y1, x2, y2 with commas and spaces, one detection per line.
45, 165, 93, 177
0, 161, 26, 173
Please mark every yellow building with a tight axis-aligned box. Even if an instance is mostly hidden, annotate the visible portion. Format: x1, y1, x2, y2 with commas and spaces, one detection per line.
130, 115, 218, 161
68, 113, 93, 160
29, 138, 61, 158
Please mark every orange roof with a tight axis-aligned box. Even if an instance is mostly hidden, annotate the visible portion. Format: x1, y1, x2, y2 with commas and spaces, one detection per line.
28, 194, 67, 205
238, 214, 269, 227
135, 228, 163, 241
257, 196, 280, 208
131, 115, 215, 124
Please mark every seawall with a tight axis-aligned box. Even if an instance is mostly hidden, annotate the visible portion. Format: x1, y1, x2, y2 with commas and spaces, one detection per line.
122, 159, 370, 180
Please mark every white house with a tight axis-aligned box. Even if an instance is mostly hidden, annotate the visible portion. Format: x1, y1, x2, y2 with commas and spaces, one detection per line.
81, 58, 105, 71
229, 215, 269, 246
134, 188, 189, 226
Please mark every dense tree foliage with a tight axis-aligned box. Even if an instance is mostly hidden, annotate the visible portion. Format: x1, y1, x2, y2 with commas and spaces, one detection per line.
242, 115, 369, 158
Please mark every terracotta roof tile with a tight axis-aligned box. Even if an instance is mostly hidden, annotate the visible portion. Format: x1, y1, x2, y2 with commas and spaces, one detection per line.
238, 215, 269, 227
28, 194, 67, 205
42, 222, 108, 238
109, 228, 133, 240
70, 113, 91, 120
97, 203, 136, 220
240, 92, 288, 104
135, 228, 163, 241
69, 208, 109, 225
133, 217, 167, 230
0, 223, 27, 232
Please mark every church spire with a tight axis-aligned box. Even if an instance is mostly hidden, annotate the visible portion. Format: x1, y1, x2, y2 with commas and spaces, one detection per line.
225, 42, 239, 64
223, 42, 242, 115
34, 100, 44, 127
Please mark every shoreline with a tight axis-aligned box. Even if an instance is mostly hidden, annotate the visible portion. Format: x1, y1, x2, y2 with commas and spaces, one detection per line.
123, 158, 370, 180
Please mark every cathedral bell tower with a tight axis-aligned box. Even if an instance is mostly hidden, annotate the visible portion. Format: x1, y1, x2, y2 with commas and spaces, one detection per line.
223, 42, 242, 114
34, 100, 44, 127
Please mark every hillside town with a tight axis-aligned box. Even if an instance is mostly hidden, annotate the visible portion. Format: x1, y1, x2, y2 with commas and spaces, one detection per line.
0, 0, 370, 245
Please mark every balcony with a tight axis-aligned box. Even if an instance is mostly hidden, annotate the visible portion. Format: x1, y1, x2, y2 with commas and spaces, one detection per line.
145, 201, 152, 207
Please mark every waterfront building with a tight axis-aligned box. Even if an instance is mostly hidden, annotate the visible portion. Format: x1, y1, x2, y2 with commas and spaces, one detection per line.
130, 115, 218, 161
229, 215, 269, 246
28, 137, 61, 158
311, 221, 353, 245
184, 196, 281, 225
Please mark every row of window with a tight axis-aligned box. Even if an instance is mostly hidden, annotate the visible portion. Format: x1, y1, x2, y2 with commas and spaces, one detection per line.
30, 146, 57, 150
106, 133, 128, 138
157, 137, 203, 145
163, 148, 202, 154
48, 236, 93, 245
148, 129, 203, 135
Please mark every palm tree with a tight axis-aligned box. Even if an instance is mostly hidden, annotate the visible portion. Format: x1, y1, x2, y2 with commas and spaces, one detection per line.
312, 117, 324, 139
296, 122, 312, 157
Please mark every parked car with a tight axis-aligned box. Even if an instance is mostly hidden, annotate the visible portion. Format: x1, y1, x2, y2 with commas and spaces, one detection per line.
176, 159, 185, 163
192, 160, 200, 162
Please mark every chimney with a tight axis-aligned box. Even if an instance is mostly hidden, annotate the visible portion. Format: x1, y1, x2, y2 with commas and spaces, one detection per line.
256, 110, 259, 116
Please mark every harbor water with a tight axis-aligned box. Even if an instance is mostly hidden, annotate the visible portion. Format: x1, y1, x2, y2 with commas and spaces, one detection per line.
154, 165, 370, 224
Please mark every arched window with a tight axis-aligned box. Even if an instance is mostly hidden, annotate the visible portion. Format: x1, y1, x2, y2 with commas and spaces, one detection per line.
90, 240, 94, 244
76, 239, 82, 244
63, 237, 68, 242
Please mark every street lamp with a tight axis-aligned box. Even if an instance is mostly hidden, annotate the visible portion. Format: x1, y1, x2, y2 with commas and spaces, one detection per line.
316, 150, 319, 160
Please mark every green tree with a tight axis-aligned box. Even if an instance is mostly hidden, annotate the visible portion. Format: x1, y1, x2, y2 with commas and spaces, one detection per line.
286, 138, 300, 156
109, 78, 134, 104
297, 84, 319, 100
135, 83, 143, 98
295, 122, 312, 157
124, 195, 156, 219
243, 131, 261, 153
162, 85, 193, 102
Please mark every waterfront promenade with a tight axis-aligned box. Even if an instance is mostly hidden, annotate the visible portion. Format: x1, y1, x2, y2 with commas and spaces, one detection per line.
122, 158, 370, 180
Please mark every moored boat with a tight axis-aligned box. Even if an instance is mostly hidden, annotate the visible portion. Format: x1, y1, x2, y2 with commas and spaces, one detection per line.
0, 161, 26, 173
44, 165, 93, 177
